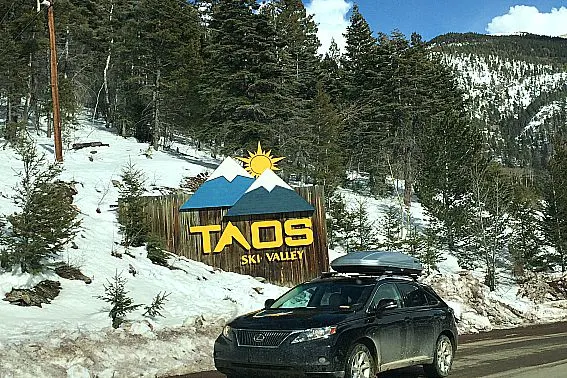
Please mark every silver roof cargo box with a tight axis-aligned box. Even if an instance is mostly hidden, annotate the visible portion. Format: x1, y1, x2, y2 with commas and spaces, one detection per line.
330, 251, 423, 276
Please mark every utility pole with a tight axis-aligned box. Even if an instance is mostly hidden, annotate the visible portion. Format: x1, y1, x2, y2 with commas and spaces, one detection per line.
46, 0, 63, 162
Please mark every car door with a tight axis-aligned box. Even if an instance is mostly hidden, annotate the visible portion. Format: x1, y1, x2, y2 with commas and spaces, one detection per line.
396, 282, 437, 360
366, 282, 408, 367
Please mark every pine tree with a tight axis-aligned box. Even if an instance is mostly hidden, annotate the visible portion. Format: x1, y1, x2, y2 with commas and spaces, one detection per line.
308, 82, 345, 195
118, 162, 149, 247
508, 182, 547, 275
543, 141, 567, 272
199, 0, 280, 154
97, 272, 141, 328
259, 0, 323, 177
349, 198, 378, 251
326, 193, 354, 249
379, 205, 402, 250
1, 136, 81, 273
341, 5, 389, 190
143, 291, 170, 318
416, 226, 445, 275
463, 162, 513, 290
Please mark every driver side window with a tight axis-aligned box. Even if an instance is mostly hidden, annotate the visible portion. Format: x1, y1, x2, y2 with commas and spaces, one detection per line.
370, 283, 401, 309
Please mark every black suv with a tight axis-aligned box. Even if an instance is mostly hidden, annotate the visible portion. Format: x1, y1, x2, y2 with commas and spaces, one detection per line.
214, 272, 458, 377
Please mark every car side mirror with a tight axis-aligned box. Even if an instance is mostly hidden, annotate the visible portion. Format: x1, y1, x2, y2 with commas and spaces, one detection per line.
264, 299, 275, 309
375, 298, 398, 313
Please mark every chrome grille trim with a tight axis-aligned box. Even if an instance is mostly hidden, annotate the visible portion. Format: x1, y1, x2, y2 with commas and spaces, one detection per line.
235, 329, 293, 348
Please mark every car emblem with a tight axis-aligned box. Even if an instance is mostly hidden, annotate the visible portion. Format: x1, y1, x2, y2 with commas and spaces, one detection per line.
253, 333, 266, 343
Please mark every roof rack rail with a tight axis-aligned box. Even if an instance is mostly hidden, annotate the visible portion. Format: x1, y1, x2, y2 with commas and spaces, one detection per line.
318, 270, 419, 281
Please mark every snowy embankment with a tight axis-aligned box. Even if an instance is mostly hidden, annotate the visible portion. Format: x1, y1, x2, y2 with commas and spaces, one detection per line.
0, 118, 566, 378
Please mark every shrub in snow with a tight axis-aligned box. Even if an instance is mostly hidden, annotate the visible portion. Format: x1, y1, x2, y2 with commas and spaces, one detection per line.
146, 235, 169, 267
117, 162, 149, 247
143, 291, 170, 318
97, 272, 141, 328
0, 136, 81, 273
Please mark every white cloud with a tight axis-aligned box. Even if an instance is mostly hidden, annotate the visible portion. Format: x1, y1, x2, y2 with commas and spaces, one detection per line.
305, 0, 352, 55
486, 5, 567, 37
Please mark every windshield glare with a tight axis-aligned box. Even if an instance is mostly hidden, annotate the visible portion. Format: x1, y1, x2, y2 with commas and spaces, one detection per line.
270, 280, 375, 309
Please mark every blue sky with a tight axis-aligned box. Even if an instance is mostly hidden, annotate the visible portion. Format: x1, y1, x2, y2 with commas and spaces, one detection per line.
304, 0, 567, 53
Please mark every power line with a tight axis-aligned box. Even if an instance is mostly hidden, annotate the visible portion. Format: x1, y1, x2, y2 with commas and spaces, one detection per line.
13, 7, 47, 40
0, 2, 16, 26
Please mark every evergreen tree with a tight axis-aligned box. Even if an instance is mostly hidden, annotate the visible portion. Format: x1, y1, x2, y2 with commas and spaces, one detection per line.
143, 291, 170, 318
543, 141, 567, 272
341, 5, 389, 191
463, 162, 513, 290
97, 272, 141, 328
379, 204, 402, 250
1, 136, 81, 273
308, 82, 345, 195
199, 0, 280, 154
508, 181, 547, 275
111, 0, 202, 146
416, 105, 484, 256
416, 225, 445, 274
118, 162, 149, 247
326, 193, 354, 249
349, 198, 378, 251
319, 38, 343, 104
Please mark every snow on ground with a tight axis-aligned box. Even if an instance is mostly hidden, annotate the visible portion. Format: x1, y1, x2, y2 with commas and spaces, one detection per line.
0, 116, 566, 377
0, 117, 287, 378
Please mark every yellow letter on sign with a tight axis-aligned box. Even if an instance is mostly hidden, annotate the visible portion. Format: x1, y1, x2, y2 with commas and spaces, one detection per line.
189, 225, 221, 253
214, 222, 251, 252
284, 218, 314, 247
251, 220, 284, 249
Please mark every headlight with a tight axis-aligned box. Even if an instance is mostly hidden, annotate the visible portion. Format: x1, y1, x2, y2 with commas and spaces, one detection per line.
222, 325, 232, 339
291, 326, 337, 344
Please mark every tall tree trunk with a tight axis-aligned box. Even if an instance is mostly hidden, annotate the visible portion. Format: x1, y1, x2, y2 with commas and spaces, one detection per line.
152, 67, 161, 150
24, 51, 33, 124
104, 3, 114, 127
46, 49, 52, 138
7, 95, 12, 124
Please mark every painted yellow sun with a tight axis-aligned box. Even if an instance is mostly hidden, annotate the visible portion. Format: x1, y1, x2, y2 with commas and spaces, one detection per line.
237, 142, 285, 178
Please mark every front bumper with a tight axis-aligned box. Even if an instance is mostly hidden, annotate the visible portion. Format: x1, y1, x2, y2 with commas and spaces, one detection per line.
214, 333, 346, 377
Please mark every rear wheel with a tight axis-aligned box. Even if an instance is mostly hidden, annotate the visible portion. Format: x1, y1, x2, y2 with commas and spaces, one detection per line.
424, 334, 454, 377
345, 343, 376, 378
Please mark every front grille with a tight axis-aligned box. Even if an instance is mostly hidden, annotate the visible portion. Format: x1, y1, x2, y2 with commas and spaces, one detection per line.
236, 329, 292, 347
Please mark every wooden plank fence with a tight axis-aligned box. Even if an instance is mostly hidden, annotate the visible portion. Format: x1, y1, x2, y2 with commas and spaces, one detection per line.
139, 186, 329, 286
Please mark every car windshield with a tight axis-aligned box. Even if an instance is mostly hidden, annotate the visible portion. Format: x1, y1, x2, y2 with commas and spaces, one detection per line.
269, 279, 375, 309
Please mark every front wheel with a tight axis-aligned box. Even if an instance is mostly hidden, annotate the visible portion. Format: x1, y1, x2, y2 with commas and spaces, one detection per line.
345, 343, 376, 378
424, 334, 454, 377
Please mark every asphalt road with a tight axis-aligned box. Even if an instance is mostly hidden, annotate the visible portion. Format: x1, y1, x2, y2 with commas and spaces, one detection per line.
177, 321, 567, 378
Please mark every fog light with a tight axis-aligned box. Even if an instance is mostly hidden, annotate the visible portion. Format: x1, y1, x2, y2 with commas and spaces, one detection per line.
318, 357, 328, 364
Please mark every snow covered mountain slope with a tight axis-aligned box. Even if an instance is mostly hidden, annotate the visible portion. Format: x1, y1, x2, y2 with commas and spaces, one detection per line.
432, 33, 567, 166
0, 116, 565, 378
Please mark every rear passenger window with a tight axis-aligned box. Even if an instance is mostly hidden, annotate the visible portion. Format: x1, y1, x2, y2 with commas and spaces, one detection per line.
396, 282, 428, 308
424, 290, 440, 305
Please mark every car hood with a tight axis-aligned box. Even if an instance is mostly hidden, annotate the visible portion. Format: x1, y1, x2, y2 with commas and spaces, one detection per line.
230, 308, 358, 330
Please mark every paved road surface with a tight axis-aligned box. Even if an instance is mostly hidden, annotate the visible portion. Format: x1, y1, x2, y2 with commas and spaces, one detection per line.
176, 321, 567, 378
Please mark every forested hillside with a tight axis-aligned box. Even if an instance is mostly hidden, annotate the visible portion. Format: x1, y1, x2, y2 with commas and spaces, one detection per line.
431, 32, 567, 169
1, 1, 567, 290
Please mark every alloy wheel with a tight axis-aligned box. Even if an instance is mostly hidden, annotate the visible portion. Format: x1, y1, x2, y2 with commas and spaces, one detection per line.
350, 347, 373, 378
436, 336, 453, 375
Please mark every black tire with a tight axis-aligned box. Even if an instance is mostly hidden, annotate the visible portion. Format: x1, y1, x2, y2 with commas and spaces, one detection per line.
424, 334, 454, 378
345, 343, 376, 378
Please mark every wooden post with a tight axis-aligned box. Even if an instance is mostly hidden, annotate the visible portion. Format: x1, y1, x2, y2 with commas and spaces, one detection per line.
47, 1, 63, 162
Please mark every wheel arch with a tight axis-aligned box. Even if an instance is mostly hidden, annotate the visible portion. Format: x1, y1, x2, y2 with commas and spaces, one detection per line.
440, 330, 457, 353
354, 336, 380, 367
